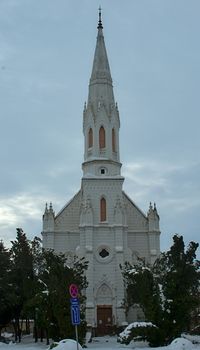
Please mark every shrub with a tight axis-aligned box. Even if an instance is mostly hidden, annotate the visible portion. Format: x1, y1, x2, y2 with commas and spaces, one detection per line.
118, 322, 159, 346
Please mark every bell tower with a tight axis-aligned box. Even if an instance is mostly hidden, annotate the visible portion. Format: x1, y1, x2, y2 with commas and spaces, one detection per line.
82, 8, 122, 178
80, 8, 127, 329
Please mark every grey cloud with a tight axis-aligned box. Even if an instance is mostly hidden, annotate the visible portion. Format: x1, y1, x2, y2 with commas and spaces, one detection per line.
0, 0, 199, 258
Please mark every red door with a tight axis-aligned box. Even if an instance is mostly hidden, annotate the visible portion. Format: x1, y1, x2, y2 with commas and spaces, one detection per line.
97, 305, 112, 336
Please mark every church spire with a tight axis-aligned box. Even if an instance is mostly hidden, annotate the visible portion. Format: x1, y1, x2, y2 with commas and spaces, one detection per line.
89, 8, 113, 98
82, 9, 121, 177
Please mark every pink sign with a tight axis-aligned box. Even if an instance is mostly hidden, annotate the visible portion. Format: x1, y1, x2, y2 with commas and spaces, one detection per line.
69, 284, 79, 298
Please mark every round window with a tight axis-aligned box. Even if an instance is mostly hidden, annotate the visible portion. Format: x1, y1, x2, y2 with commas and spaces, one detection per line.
99, 248, 109, 258
95, 245, 113, 263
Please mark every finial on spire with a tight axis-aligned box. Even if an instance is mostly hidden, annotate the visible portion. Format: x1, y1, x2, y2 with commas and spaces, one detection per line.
98, 6, 103, 29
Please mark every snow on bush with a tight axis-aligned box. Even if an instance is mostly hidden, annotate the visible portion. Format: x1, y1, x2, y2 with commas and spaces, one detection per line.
118, 321, 157, 345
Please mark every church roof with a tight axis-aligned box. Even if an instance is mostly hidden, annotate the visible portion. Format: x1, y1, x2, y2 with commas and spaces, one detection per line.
123, 191, 147, 220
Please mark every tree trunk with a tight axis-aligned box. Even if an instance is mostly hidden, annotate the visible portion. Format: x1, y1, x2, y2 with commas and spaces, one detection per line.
34, 323, 38, 343
46, 329, 49, 345
40, 328, 43, 342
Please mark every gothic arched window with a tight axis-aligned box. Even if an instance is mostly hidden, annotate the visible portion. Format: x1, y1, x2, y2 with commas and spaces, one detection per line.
112, 128, 116, 152
100, 197, 106, 222
99, 126, 105, 149
88, 128, 93, 148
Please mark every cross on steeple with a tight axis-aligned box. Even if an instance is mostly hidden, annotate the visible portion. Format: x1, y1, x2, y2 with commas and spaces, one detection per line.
98, 6, 103, 29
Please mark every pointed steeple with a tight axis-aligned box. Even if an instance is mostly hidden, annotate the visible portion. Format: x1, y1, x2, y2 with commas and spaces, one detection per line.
88, 8, 114, 104
82, 9, 122, 178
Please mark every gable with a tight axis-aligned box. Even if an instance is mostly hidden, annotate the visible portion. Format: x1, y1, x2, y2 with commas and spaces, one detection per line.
123, 191, 148, 231
54, 190, 82, 232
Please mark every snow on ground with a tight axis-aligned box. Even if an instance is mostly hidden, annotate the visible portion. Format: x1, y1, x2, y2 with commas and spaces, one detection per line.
53, 339, 83, 350
0, 335, 200, 350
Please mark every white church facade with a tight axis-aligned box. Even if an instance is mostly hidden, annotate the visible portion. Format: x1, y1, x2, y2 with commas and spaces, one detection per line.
42, 11, 160, 335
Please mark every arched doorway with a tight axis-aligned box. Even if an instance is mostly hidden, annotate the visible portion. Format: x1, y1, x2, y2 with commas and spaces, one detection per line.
96, 283, 113, 335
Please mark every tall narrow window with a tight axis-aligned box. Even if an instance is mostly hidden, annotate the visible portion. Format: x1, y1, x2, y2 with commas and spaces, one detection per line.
112, 128, 116, 152
88, 128, 93, 148
100, 197, 106, 222
99, 126, 105, 149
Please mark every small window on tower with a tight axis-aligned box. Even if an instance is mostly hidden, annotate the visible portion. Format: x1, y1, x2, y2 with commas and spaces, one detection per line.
112, 128, 116, 152
88, 128, 93, 148
99, 167, 107, 175
99, 126, 105, 149
100, 197, 106, 222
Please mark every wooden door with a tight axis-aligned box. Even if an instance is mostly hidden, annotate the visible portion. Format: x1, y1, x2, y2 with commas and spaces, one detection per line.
97, 305, 112, 336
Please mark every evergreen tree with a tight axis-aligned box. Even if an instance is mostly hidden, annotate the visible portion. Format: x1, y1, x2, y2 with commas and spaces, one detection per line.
122, 259, 162, 326
122, 234, 200, 345
10, 228, 34, 341
4, 229, 88, 344
154, 235, 200, 341
0, 241, 15, 335
25, 236, 44, 341
30, 246, 88, 344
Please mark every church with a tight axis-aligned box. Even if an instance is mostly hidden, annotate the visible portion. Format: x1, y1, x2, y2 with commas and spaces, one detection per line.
42, 11, 160, 335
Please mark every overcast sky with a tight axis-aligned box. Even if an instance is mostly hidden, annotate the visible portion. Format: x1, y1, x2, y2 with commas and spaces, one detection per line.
0, 0, 199, 257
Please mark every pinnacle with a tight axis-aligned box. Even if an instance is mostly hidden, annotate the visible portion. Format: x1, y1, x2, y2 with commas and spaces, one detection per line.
98, 6, 103, 29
